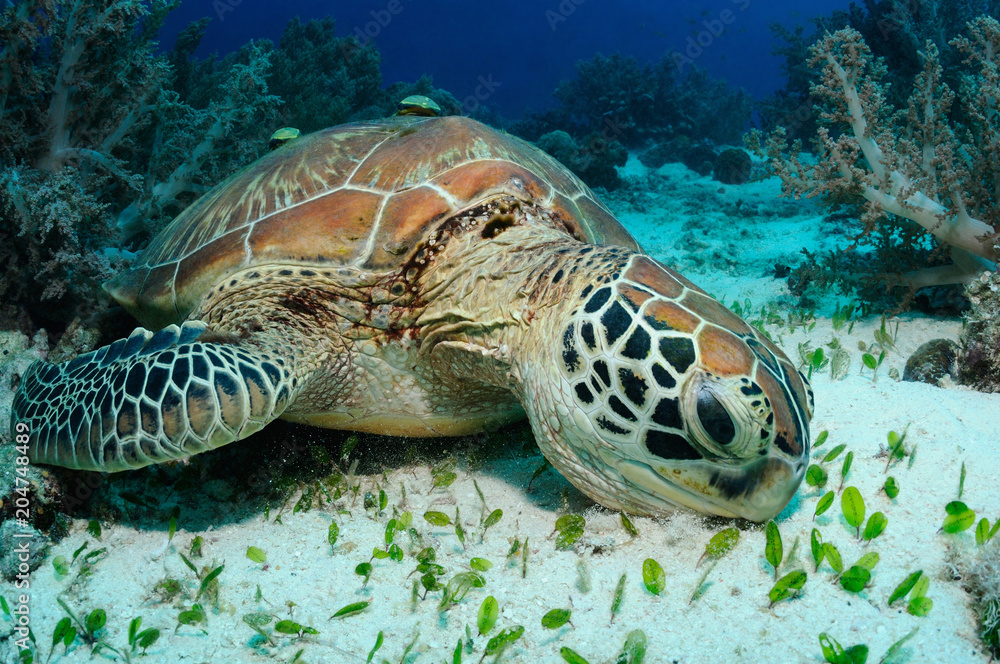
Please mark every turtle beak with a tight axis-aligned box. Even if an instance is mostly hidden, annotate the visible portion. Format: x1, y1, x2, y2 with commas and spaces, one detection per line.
609, 447, 806, 522
697, 455, 806, 521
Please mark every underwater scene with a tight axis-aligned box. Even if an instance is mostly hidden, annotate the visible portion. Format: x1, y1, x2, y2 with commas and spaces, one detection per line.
3, 0, 1000, 662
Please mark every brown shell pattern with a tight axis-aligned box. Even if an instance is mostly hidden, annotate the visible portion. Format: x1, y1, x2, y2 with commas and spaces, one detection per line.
107, 116, 640, 326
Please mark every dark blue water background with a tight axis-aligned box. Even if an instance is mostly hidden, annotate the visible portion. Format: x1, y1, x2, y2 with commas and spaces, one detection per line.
160, 0, 852, 118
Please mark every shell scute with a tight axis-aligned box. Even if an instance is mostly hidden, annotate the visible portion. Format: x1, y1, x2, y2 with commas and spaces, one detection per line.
248, 189, 383, 264
106, 116, 639, 327
173, 229, 250, 319
363, 186, 454, 271
432, 160, 552, 210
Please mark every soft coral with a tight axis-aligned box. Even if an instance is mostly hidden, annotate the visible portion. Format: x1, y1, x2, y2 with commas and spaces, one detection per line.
753, 19, 1000, 284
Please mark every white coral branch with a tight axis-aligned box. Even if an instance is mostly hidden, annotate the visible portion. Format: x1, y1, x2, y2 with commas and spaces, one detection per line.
817, 29, 997, 263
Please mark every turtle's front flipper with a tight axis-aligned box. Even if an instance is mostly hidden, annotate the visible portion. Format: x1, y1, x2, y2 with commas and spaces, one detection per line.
11, 322, 297, 472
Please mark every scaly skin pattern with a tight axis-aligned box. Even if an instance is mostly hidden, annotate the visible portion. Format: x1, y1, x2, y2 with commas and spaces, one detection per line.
10, 322, 308, 471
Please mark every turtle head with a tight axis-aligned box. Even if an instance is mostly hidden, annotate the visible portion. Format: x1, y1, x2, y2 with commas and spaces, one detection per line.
530, 255, 812, 522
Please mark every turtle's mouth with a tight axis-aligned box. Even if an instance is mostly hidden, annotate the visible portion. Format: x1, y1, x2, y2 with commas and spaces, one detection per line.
603, 450, 805, 522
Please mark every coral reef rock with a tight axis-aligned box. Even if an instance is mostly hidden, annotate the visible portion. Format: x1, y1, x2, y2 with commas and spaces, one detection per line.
959, 271, 1000, 392
536, 130, 626, 189
903, 338, 959, 385
713, 148, 753, 185
47, 317, 101, 364
0, 520, 49, 581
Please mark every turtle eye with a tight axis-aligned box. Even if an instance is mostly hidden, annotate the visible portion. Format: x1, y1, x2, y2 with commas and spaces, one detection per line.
696, 388, 736, 446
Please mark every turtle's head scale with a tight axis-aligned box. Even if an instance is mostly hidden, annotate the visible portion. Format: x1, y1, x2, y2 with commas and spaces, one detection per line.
525, 253, 812, 522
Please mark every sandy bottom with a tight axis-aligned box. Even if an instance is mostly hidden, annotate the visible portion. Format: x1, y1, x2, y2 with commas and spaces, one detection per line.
1, 158, 997, 664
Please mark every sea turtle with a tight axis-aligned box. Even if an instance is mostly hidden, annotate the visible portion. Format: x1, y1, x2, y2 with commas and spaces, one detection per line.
10, 116, 812, 522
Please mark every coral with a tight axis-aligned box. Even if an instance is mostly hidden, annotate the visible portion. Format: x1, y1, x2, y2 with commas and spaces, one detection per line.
551, 53, 664, 145
0, 166, 124, 325
672, 67, 753, 146
756, 22, 822, 144
265, 17, 384, 132
638, 137, 716, 176
783, 212, 939, 311
0, 0, 285, 328
265, 17, 461, 131
753, 19, 1000, 292
47, 317, 102, 364
683, 142, 718, 177
513, 52, 752, 189
536, 130, 627, 190
120, 25, 281, 239
958, 270, 1000, 392
760, 2, 1000, 144
512, 54, 751, 151
950, 538, 1000, 657
713, 148, 752, 185
637, 142, 675, 170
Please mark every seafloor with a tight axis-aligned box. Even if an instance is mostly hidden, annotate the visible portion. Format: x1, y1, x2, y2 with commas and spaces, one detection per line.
0, 155, 997, 663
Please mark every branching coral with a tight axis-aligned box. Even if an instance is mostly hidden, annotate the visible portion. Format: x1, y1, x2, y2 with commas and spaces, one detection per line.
118, 39, 281, 237
950, 538, 1000, 656
0, 0, 57, 146
0, 3, 306, 327
0, 166, 124, 326
0, 0, 174, 325
266, 17, 384, 132
761, 1, 1000, 145
753, 19, 1000, 287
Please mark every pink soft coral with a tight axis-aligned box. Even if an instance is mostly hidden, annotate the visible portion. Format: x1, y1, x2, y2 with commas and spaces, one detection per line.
753, 18, 1000, 285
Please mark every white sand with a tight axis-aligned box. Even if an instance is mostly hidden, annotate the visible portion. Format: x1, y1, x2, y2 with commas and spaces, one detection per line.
1, 160, 997, 664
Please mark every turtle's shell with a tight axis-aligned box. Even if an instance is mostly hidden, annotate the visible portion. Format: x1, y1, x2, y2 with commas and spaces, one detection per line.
107, 116, 640, 328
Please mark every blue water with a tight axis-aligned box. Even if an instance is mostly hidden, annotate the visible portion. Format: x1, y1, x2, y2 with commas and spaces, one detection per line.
160, 0, 853, 117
